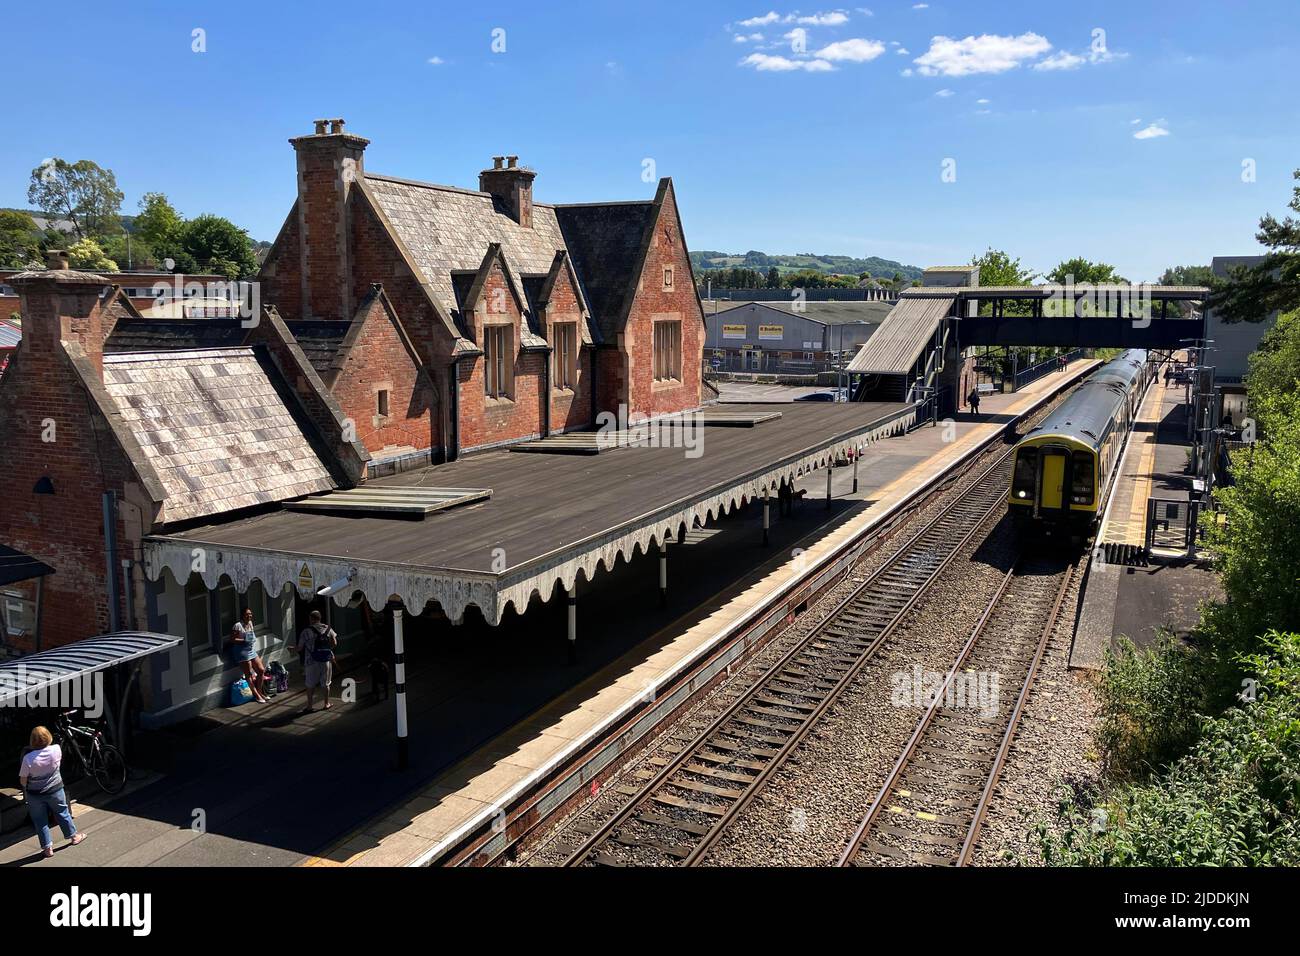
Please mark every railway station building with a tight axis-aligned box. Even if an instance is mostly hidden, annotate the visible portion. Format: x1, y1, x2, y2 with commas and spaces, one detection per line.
0, 119, 913, 726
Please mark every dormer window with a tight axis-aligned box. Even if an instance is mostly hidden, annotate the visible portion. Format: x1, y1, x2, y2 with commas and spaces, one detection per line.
484, 324, 514, 399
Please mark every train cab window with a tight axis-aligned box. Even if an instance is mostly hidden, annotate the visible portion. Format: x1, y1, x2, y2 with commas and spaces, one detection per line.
1012, 448, 1038, 500
1070, 451, 1095, 505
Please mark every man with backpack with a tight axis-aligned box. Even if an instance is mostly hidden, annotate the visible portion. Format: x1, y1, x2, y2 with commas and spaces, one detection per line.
296, 610, 338, 713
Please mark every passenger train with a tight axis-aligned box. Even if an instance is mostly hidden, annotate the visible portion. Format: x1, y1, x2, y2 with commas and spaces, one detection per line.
1008, 349, 1154, 536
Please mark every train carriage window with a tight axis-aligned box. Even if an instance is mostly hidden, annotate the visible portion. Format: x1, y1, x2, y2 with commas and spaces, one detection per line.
1012, 448, 1038, 499
1070, 451, 1095, 505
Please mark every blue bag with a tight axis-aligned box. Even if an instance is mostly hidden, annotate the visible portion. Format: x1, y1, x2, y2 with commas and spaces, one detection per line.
228, 678, 254, 706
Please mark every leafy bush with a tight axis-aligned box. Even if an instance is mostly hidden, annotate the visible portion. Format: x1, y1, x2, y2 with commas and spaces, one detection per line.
1043, 631, 1300, 866
1095, 634, 1206, 781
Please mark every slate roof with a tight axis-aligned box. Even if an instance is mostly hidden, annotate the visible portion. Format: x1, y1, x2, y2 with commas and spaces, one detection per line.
554, 201, 656, 341
100, 348, 337, 523
363, 174, 570, 326
103, 319, 250, 353
284, 320, 349, 376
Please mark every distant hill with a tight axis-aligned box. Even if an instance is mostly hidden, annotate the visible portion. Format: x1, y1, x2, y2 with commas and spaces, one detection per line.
690, 249, 923, 281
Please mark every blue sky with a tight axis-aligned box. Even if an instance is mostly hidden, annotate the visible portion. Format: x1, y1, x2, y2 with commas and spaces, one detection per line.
4, 0, 1298, 280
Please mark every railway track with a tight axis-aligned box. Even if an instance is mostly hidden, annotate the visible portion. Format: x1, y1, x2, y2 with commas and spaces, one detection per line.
559, 449, 1019, 867
837, 551, 1078, 867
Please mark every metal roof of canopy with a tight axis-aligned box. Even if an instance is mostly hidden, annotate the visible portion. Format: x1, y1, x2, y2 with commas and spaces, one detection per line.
0, 632, 182, 707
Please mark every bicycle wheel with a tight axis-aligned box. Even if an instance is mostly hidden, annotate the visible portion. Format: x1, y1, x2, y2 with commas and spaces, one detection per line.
91, 743, 128, 794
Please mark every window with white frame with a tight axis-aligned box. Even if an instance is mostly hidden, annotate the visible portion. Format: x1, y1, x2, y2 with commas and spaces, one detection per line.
554, 322, 578, 389
654, 320, 682, 381
484, 324, 514, 399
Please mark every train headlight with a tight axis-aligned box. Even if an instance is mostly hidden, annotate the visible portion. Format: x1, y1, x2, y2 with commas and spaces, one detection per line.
1017, 491, 1028, 498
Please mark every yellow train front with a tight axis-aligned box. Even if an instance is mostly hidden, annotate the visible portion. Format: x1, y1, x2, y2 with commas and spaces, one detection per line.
1008, 350, 1152, 537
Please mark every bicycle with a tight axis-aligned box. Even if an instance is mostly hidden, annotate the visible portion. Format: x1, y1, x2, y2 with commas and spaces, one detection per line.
53, 710, 127, 795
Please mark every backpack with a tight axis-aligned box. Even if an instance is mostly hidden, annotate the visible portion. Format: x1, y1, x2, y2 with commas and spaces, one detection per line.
310, 624, 337, 663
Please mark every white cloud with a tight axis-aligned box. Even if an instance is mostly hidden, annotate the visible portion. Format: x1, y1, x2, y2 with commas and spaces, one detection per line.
795, 11, 850, 25
914, 33, 1052, 76
896, 47, 909, 55
935, 88, 954, 97
1133, 120, 1170, 140
913, 2, 929, 8
785, 27, 808, 44
1033, 50, 1085, 71
739, 11, 781, 27
888, 39, 899, 46
741, 52, 835, 71
734, 32, 765, 43
1130, 118, 1142, 125
815, 37, 886, 62
856, 7, 874, 15
427, 56, 444, 65
900, 67, 914, 77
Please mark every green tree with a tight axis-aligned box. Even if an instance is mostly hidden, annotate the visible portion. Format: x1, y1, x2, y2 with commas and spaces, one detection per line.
1243, 308, 1300, 401
1159, 264, 1215, 287
178, 214, 258, 279
766, 266, 781, 288
1210, 169, 1300, 323
134, 192, 183, 251
0, 210, 42, 268
971, 247, 1035, 287
1044, 257, 1125, 286
26, 158, 124, 239
66, 237, 119, 272
99, 232, 155, 271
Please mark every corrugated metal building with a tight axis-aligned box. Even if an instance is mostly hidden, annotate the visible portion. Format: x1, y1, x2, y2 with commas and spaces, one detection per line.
703, 300, 891, 373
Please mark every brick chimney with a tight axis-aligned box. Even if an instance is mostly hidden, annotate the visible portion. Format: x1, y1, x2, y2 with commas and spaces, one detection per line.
479, 155, 536, 228
8, 251, 113, 375
290, 117, 370, 321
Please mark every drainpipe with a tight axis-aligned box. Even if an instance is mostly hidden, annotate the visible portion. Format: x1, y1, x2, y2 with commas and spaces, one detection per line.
542, 347, 552, 437
449, 359, 461, 462
121, 558, 136, 630
589, 345, 600, 430
102, 492, 121, 633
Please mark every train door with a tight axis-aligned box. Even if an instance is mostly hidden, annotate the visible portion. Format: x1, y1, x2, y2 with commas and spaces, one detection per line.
1037, 448, 1069, 515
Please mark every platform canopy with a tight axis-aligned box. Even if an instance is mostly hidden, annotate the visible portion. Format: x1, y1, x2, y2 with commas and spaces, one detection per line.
143, 402, 915, 625
0, 632, 182, 707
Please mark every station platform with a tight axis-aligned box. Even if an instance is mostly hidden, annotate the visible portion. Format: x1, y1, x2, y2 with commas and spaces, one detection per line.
1070, 374, 1220, 670
301, 359, 1099, 867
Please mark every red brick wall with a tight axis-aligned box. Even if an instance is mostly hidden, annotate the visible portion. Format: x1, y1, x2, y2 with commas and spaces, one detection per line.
0, 291, 144, 650
258, 205, 303, 321
331, 296, 439, 455
540, 264, 592, 433
458, 264, 545, 450
622, 188, 704, 419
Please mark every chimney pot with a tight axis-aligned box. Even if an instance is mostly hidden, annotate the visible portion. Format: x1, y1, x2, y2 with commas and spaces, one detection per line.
45, 249, 69, 271
493, 156, 505, 169
330, 118, 345, 134
314, 119, 328, 134
506, 155, 518, 168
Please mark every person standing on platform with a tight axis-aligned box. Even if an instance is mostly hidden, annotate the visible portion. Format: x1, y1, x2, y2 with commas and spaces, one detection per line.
968, 387, 981, 417
296, 611, 338, 713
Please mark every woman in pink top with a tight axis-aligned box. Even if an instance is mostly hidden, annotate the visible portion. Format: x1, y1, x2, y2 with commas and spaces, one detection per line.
18, 726, 86, 859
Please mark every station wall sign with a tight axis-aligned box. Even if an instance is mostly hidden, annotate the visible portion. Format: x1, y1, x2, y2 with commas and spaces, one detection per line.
758, 325, 784, 341
722, 324, 746, 340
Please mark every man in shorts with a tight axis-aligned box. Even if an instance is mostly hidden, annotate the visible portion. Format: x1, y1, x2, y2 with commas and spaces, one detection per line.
296, 610, 338, 712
